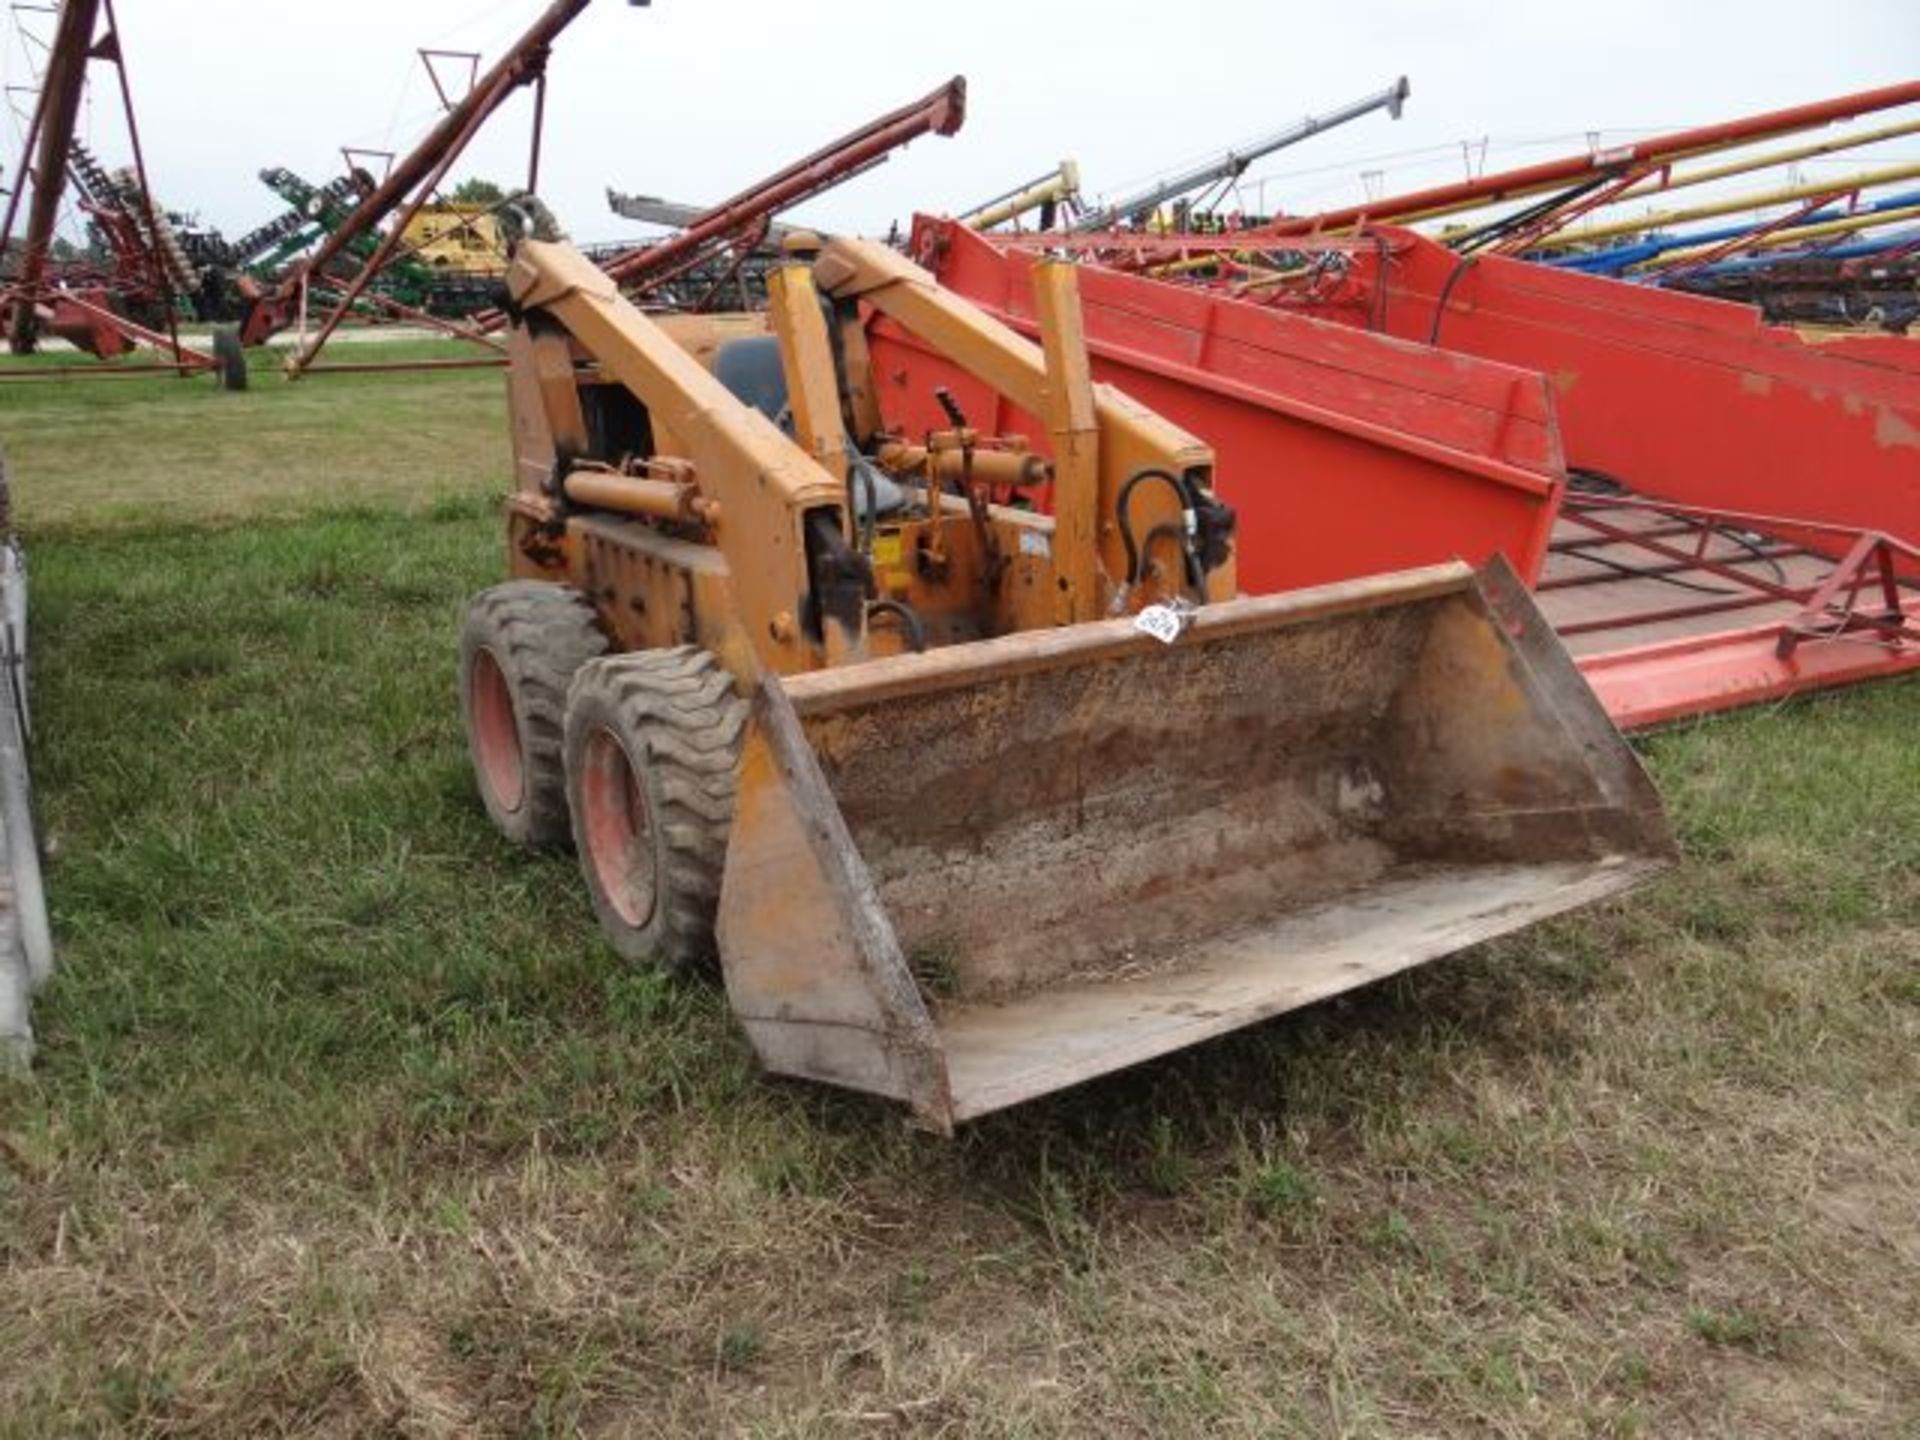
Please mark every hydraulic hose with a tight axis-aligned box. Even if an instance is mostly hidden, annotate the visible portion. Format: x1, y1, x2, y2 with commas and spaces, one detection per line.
1139, 521, 1202, 598
866, 598, 928, 652
1116, 466, 1200, 588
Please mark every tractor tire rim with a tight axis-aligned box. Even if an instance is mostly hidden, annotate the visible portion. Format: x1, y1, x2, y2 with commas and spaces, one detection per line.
580, 726, 657, 929
469, 647, 524, 814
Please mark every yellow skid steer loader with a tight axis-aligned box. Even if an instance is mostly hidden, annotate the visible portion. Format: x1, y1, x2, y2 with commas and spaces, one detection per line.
458, 234, 1671, 1131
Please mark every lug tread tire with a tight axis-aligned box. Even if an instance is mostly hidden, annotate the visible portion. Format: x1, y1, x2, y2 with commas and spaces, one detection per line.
564, 646, 746, 975
459, 581, 609, 847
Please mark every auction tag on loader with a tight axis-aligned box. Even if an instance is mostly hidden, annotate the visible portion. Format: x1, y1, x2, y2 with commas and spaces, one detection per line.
1133, 603, 1186, 646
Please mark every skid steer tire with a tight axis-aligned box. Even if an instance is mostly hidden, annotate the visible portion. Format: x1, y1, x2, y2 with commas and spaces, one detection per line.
459, 581, 608, 848
562, 648, 746, 976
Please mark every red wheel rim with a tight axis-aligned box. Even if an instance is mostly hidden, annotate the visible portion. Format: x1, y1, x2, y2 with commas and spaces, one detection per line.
469, 647, 524, 814
580, 726, 656, 928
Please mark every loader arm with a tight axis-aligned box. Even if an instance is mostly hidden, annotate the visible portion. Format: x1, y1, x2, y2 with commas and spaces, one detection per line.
813, 237, 1239, 613
506, 239, 860, 675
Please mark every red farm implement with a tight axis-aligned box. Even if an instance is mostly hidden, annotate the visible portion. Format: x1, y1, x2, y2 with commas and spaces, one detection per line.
878, 219, 1565, 597
1231, 226, 1920, 559
0, 0, 219, 378
886, 216, 1920, 729
1541, 494, 1920, 729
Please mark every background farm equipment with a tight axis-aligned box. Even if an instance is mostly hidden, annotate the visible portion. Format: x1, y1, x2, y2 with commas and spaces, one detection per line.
906, 207, 1920, 729
958, 160, 1083, 232
1669, 249, 1920, 332
1070, 76, 1410, 234
222, 168, 510, 328
0, 0, 223, 376
589, 75, 967, 314
891, 80, 1920, 728
63, 141, 200, 331
1233, 79, 1920, 337
235, 0, 645, 370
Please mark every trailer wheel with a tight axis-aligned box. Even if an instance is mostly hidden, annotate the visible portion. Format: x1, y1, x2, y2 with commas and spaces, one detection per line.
562, 647, 745, 975
459, 581, 608, 848
211, 327, 248, 391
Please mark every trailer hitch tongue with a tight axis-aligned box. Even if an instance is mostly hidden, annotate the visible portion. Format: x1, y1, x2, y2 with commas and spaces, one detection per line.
716, 559, 1673, 1132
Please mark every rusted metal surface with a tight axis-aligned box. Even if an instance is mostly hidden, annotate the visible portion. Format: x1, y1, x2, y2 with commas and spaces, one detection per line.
38, 290, 213, 370
480, 77, 967, 328
503, 234, 1228, 673
505, 239, 844, 676
718, 563, 1671, 1130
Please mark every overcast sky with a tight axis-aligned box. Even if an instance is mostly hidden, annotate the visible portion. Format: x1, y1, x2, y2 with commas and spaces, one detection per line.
10, 1, 1920, 246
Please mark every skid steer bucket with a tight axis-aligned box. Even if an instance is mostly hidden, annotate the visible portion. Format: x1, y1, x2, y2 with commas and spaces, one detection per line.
717, 559, 1672, 1131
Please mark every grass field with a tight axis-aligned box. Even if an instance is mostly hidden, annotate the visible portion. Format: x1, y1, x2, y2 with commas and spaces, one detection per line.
1, 355, 1916, 1437
3, 340, 504, 528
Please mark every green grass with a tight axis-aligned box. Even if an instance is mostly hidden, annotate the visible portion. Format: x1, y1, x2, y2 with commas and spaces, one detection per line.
1, 369, 1917, 1435
0, 339, 503, 528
